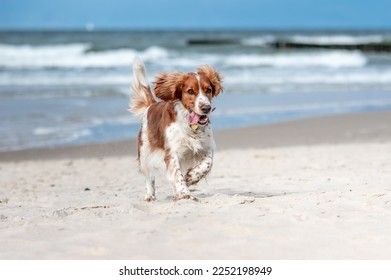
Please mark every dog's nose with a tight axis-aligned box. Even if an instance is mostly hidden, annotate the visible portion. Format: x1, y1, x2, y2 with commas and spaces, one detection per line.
201, 104, 211, 114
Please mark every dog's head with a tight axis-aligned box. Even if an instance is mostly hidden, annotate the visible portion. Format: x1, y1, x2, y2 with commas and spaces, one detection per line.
154, 65, 223, 126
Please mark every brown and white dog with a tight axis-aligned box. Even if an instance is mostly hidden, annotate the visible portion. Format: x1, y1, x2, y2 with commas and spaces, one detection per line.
129, 57, 223, 201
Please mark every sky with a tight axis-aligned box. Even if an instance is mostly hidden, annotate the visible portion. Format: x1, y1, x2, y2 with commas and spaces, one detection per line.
1, 0, 391, 30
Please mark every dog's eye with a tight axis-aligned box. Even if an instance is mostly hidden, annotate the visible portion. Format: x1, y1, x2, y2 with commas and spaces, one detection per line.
206, 88, 212, 94
187, 89, 194, 95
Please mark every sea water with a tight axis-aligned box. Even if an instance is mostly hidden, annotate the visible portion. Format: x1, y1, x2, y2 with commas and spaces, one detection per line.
1, 30, 391, 151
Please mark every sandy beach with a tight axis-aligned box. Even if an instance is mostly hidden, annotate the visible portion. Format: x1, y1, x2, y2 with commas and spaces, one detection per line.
1, 111, 391, 259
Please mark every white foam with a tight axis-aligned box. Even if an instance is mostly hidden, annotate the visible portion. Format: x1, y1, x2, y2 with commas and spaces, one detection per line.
33, 127, 65, 136
0, 73, 130, 86
32, 126, 92, 148
0, 42, 367, 70
224, 51, 367, 68
141, 46, 169, 61
3, 66, 391, 93
0, 44, 168, 69
148, 50, 367, 70
33, 126, 91, 137
290, 35, 385, 45
224, 69, 391, 85
241, 36, 276, 46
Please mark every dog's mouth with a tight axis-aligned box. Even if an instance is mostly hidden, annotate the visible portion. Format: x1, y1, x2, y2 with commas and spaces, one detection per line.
188, 111, 209, 126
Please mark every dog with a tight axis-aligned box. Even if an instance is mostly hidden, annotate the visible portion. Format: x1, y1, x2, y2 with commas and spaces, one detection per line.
129, 57, 223, 201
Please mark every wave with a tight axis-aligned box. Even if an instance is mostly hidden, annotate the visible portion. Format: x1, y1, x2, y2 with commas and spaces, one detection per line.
241, 36, 276, 46
3, 68, 391, 97
0, 43, 168, 69
188, 34, 388, 48
289, 35, 386, 45
148, 50, 367, 69
2, 58, 387, 93
0, 41, 370, 70
3, 67, 385, 90
0, 73, 131, 87
224, 69, 391, 85
223, 51, 367, 68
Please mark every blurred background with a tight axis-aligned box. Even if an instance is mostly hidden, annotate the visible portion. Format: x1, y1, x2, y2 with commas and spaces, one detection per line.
1, 0, 391, 152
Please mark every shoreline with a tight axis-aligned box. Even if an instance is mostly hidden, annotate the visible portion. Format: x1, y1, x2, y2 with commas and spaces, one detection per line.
1, 110, 391, 162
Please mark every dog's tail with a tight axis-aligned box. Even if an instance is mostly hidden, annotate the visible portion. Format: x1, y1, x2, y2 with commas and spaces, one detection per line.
129, 57, 156, 119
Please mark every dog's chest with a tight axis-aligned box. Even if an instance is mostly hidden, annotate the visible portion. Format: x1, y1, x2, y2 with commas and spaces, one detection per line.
165, 121, 211, 156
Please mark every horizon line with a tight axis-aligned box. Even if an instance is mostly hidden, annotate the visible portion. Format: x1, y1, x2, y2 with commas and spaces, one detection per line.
1, 26, 391, 32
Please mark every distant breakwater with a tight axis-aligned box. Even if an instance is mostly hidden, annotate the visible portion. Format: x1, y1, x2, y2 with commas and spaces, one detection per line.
187, 39, 391, 52
271, 41, 391, 52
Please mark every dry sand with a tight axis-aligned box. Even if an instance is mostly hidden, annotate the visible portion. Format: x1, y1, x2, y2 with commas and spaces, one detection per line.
1, 111, 391, 259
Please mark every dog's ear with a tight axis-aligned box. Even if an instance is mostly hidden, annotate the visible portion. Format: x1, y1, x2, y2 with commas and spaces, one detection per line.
197, 65, 223, 97
154, 72, 184, 101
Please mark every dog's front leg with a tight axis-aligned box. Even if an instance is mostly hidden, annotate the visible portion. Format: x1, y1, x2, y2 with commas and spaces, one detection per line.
166, 153, 195, 200
185, 150, 213, 186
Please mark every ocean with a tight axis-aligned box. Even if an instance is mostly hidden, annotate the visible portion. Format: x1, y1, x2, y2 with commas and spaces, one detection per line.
1, 30, 391, 152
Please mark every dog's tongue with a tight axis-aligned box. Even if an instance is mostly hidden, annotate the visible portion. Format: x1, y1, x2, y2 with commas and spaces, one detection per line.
187, 111, 200, 125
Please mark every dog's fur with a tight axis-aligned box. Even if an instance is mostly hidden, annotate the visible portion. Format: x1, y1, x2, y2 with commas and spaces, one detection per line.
129, 57, 223, 201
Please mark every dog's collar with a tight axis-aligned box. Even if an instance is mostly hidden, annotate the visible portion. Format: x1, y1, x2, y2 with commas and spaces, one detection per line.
190, 120, 209, 131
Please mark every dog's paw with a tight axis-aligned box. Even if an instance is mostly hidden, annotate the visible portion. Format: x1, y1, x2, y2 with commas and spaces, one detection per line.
144, 195, 156, 202
174, 192, 199, 202
185, 172, 199, 186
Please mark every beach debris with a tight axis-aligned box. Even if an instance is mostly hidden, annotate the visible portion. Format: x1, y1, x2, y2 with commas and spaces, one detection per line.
0, 197, 9, 204
80, 205, 110, 210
